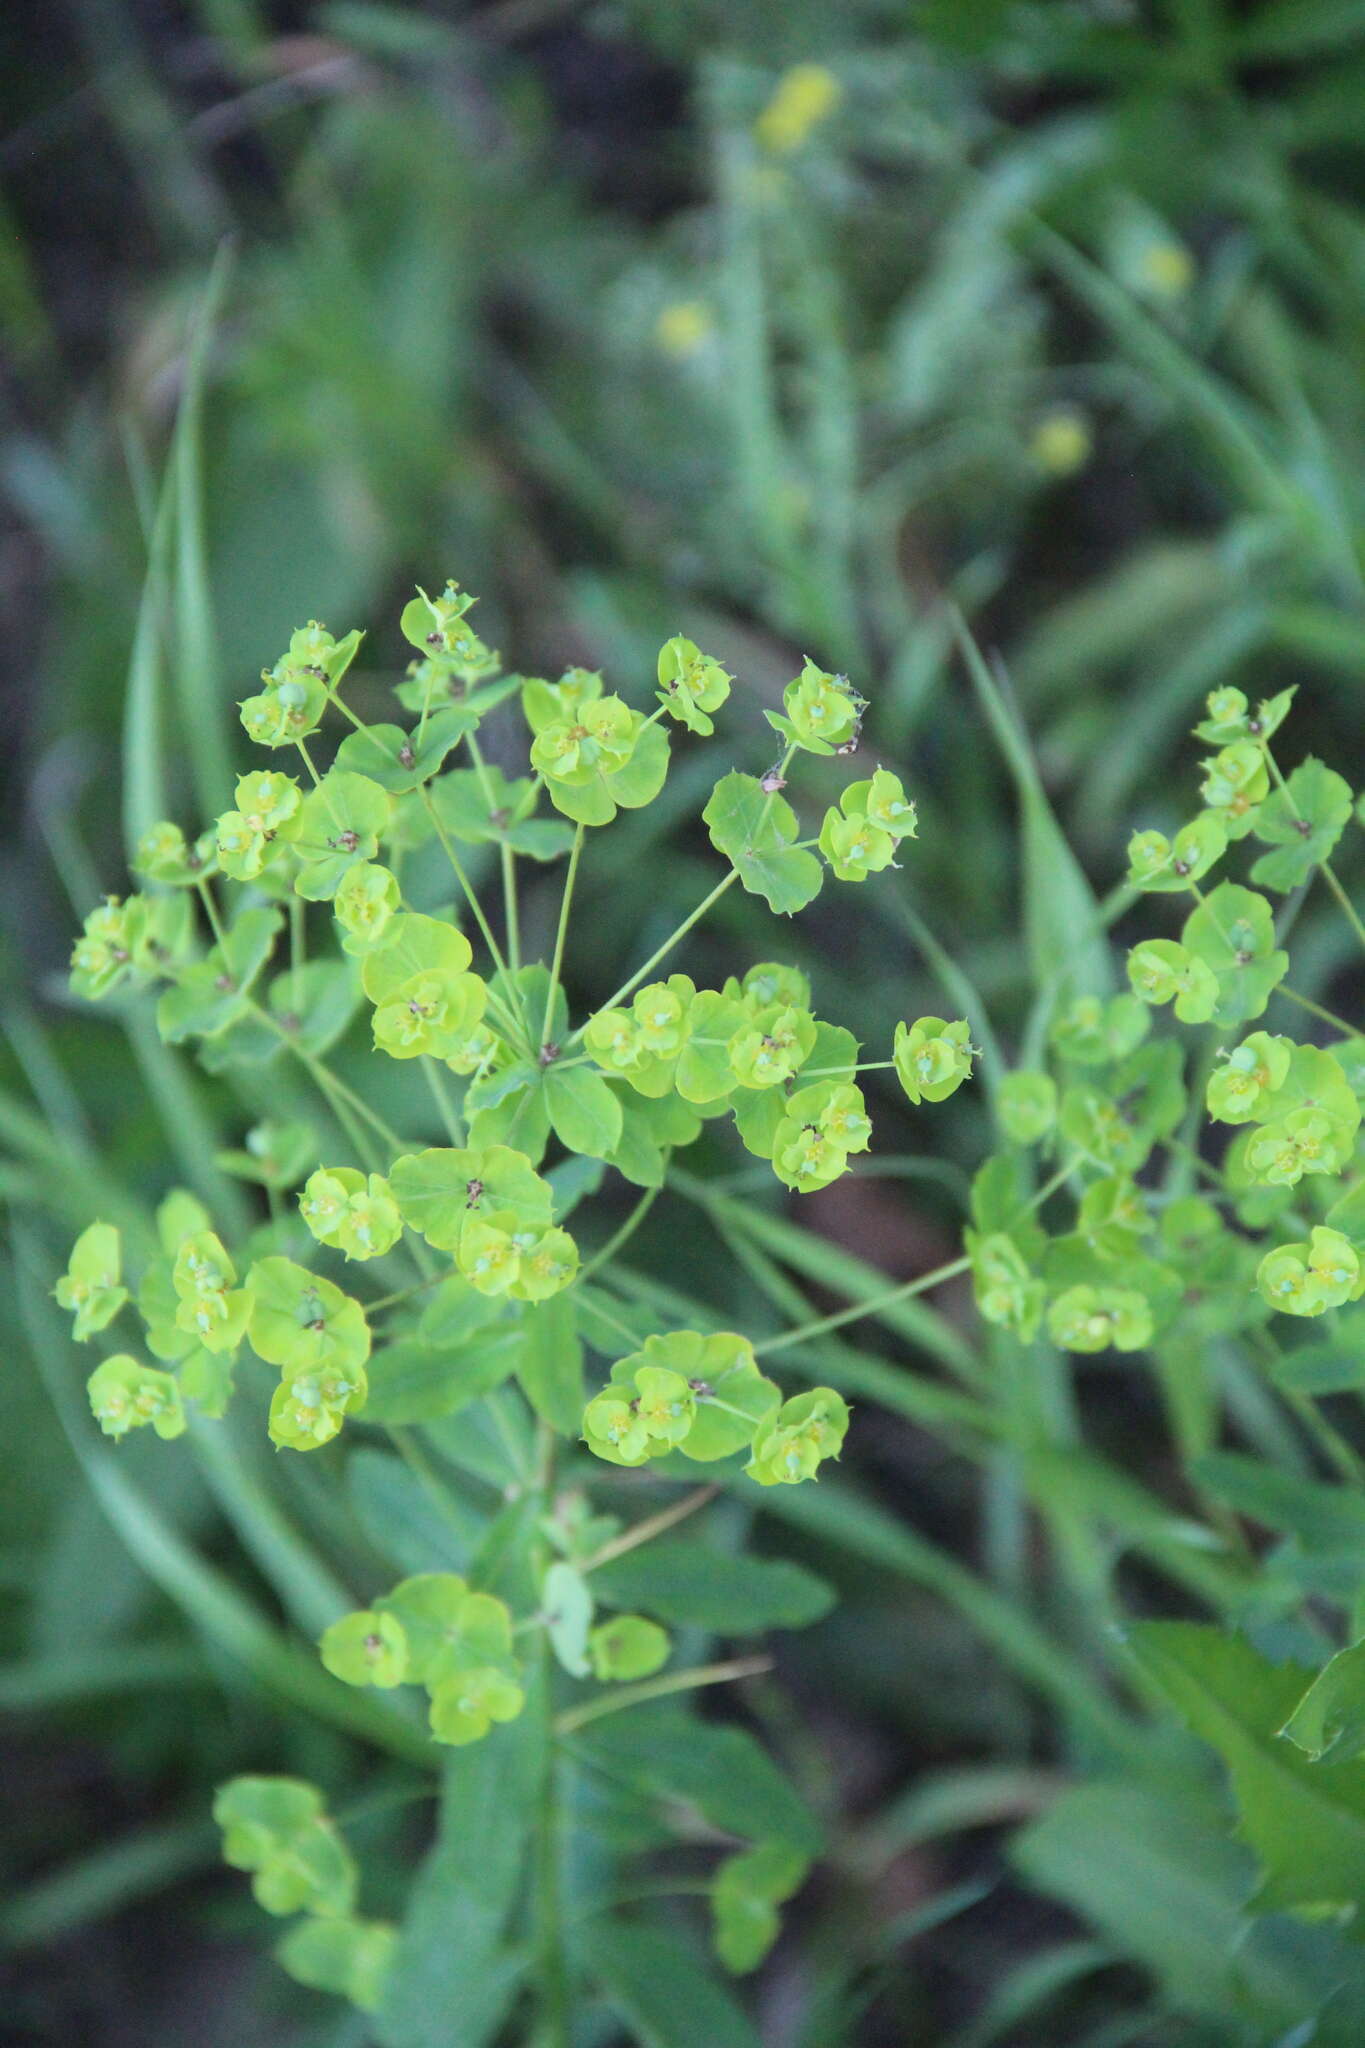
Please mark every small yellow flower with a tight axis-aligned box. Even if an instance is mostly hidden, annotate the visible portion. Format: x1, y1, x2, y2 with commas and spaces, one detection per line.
655, 300, 713, 359
1140, 240, 1194, 297
755, 64, 841, 154
1031, 409, 1092, 477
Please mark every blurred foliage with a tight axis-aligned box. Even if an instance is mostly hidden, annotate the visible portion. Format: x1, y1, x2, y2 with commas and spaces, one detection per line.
4, 1, 1365, 2043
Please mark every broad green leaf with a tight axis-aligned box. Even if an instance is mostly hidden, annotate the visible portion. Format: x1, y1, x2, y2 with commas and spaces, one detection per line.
361, 1326, 523, 1425
361, 912, 473, 1007
1282, 1640, 1365, 1764
418, 1278, 510, 1347
515, 1293, 583, 1437
389, 1145, 551, 1252
376, 1723, 536, 2048
542, 1064, 623, 1160
334, 708, 475, 791
712, 1841, 808, 1975
1013, 1779, 1352, 2029
604, 1094, 673, 1188
587, 1707, 822, 1855
1181, 884, 1288, 1027
547, 719, 670, 828
584, 1919, 761, 2048
674, 992, 746, 1105
1250, 758, 1354, 893
293, 771, 394, 900
199, 959, 362, 1072
543, 1560, 592, 1678
592, 1540, 834, 1633
1194, 1451, 1365, 1552
731, 1085, 785, 1161
156, 906, 282, 1043
430, 765, 576, 860
1129, 1621, 1365, 1914
463, 1064, 549, 1160
346, 1448, 480, 1576
1269, 1319, 1365, 1395
546, 1152, 606, 1219
703, 772, 823, 915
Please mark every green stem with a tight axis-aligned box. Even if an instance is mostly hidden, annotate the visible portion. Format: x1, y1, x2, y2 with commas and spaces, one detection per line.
195, 877, 227, 951
1278, 984, 1358, 1038
294, 738, 348, 833
579, 1485, 719, 1573
799, 1059, 896, 1080
542, 822, 585, 1049
465, 731, 530, 1018
1282, 1382, 1365, 1486
304, 1058, 385, 1176
502, 844, 522, 972
554, 1655, 772, 1737
751, 1252, 973, 1358
366, 1271, 445, 1316
757, 744, 798, 831
577, 1173, 665, 1283
534, 1425, 570, 2048
1321, 861, 1365, 960
731, 1172, 1102, 1361
566, 869, 740, 1044
241, 996, 410, 1162
421, 1056, 464, 1145
326, 689, 368, 734
419, 787, 515, 989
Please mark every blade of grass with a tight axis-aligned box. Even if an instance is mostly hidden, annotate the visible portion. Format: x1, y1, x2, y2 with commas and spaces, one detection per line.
120, 453, 177, 861
0, 1818, 217, 1951
0, 1642, 210, 1711
173, 240, 236, 819
949, 607, 1112, 1003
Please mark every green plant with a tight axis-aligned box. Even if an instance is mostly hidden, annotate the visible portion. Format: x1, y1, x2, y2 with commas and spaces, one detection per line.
55, 580, 989, 2034
15, 7, 1365, 2038
41, 539, 1365, 2040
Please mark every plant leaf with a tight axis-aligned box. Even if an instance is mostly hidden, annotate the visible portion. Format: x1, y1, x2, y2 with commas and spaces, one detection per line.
584, 1919, 761, 2048
703, 772, 823, 915
515, 1293, 584, 1437
1129, 1621, 1365, 1914
592, 1540, 834, 1633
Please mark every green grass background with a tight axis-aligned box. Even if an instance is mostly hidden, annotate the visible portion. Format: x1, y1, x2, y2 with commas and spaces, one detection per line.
5, 3, 1365, 2042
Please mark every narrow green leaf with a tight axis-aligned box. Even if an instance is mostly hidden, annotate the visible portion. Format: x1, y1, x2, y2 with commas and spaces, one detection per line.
173, 241, 235, 820
0, 1819, 215, 1951
1128, 1621, 1365, 1914
950, 610, 1110, 1004
376, 1722, 535, 2048
515, 1293, 584, 1437
585, 1918, 761, 2048
362, 1328, 522, 1426
592, 1540, 834, 1634
346, 1448, 483, 1576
